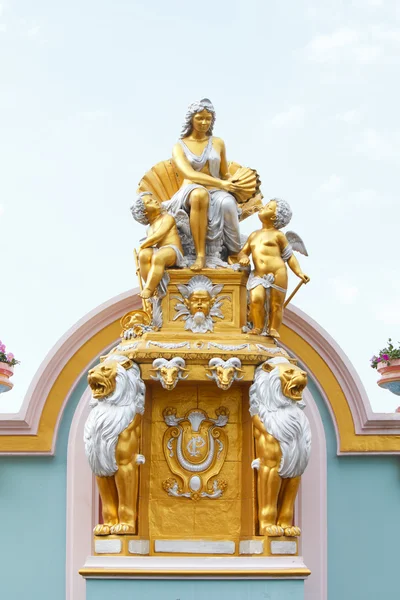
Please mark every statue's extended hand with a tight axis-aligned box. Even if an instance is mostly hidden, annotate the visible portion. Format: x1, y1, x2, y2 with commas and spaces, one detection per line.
299, 273, 310, 284
238, 254, 250, 267
220, 179, 243, 194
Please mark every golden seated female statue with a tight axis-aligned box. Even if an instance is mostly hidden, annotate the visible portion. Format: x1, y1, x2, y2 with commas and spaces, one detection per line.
137, 98, 262, 271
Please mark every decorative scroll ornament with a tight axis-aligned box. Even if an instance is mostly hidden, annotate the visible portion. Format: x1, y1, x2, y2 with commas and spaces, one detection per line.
172, 275, 228, 333
207, 342, 250, 351
205, 357, 244, 390
162, 406, 229, 500
120, 310, 153, 339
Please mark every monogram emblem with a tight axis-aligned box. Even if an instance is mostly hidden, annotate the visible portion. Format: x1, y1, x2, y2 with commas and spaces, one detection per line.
187, 435, 206, 457
162, 407, 229, 500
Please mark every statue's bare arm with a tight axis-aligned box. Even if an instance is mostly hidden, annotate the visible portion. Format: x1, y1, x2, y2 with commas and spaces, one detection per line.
140, 215, 175, 249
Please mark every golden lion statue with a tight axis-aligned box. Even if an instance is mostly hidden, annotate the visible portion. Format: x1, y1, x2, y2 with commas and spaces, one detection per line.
84, 355, 145, 535
249, 357, 311, 537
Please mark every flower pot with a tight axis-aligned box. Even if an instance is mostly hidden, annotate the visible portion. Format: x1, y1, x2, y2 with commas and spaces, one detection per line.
0, 362, 14, 393
377, 359, 400, 396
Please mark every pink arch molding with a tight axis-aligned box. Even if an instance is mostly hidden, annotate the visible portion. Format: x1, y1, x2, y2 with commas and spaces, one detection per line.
1, 289, 398, 455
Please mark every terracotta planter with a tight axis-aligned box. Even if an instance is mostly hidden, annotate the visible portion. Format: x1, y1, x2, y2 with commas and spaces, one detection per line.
377, 358, 400, 396
0, 362, 14, 393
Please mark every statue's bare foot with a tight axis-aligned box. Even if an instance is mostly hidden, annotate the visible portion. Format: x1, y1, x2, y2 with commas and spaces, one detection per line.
190, 256, 206, 272
139, 288, 153, 299
110, 523, 136, 535
249, 328, 263, 335
260, 524, 284, 537
269, 329, 280, 338
93, 524, 113, 536
283, 526, 301, 537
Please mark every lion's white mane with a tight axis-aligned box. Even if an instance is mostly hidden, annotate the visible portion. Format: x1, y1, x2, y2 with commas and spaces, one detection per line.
84, 357, 145, 477
249, 357, 311, 479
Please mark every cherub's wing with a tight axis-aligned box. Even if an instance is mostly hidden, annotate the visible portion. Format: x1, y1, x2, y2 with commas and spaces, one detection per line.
285, 231, 309, 256
174, 209, 191, 238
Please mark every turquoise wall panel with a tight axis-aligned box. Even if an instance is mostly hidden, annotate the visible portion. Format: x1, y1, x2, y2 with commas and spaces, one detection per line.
86, 579, 304, 600
0, 377, 85, 599
307, 379, 400, 599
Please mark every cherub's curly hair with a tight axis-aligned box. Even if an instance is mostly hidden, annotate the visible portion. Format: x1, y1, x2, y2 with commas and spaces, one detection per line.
180, 98, 216, 138
130, 192, 152, 225
271, 198, 292, 229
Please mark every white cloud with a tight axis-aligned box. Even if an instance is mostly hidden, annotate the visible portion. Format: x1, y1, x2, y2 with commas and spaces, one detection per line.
79, 110, 109, 121
26, 24, 40, 38
318, 174, 343, 194
0, 1, 5, 31
336, 109, 363, 125
305, 25, 400, 64
375, 303, 400, 326
328, 277, 359, 305
270, 106, 305, 127
354, 129, 400, 161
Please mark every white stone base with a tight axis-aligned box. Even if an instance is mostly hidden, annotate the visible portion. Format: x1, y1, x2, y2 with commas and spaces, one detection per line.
94, 539, 122, 554
129, 540, 150, 555
271, 541, 297, 555
155, 539, 235, 555
239, 540, 264, 555
81, 555, 310, 579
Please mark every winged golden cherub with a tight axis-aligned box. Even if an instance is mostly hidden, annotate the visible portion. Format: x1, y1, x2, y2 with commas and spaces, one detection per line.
237, 198, 310, 338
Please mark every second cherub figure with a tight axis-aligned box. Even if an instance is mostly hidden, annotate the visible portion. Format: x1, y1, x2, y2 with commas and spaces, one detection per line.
131, 192, 184, 299
237, 198, 310, 338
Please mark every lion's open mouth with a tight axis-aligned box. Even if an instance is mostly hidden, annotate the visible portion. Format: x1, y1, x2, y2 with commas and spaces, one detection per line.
284, 379, 306, 401
88, 374, 112, 399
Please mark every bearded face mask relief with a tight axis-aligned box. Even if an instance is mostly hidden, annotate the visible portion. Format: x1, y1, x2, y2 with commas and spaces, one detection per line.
173, 275, 227, 334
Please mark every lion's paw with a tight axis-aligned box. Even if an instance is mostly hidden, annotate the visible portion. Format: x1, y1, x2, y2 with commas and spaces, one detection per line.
284, 526, 301, 537
110, 523, 136, 535
263, 525, 284, 537
93, 524, 112, 536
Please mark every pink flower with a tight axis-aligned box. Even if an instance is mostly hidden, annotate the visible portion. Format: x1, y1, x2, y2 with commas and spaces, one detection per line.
0, 344, 5, 353
6, 353, 14, 362
382, 354, 390, 361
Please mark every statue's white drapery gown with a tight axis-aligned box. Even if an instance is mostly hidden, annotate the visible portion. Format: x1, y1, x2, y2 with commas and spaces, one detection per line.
162, 137, 242, 258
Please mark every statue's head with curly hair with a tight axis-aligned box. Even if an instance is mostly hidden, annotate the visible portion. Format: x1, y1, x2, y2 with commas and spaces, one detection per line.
130, 192, 164, 226
258, 198, 292, 230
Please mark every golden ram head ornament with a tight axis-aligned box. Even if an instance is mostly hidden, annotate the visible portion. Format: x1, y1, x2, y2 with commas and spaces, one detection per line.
205, 357, 244, 390
150, 357, 189, 391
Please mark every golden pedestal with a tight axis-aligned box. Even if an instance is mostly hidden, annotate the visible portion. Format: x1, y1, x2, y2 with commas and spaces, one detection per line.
101, 268, 297, 558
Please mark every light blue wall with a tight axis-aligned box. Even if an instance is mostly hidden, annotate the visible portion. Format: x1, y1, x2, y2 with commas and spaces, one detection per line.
309, 377, 400, 598
0, 373, 398, 599
86, 579, 304, 600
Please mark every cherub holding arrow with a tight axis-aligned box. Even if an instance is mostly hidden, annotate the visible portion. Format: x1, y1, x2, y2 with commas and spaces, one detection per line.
237, 198, 310, 338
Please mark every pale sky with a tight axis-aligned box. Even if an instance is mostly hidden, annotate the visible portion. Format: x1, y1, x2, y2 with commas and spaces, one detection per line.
1, 0, 399, 413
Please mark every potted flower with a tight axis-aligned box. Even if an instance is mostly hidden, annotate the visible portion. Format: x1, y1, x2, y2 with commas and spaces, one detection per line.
370, 339, 400, 396
0, 341, 19, 393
